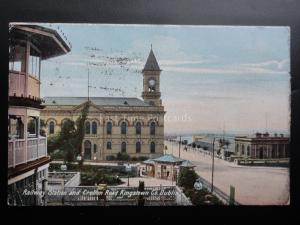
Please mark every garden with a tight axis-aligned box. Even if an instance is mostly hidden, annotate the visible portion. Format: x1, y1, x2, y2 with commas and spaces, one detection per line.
177, 168, 224, 205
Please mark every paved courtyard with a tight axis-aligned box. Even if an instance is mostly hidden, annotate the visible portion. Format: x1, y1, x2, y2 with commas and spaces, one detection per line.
165, 140, 290, 205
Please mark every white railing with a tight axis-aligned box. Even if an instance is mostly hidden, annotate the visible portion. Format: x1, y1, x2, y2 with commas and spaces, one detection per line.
8, 136, 47, 168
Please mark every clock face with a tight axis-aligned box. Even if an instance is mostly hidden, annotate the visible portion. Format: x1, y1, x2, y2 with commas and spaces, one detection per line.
148, 79, 156, 87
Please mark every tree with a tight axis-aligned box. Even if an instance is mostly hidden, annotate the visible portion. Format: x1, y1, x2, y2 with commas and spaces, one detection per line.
40, 119, 46, 136
47, 103, 90, 162
178, 168, 198, 189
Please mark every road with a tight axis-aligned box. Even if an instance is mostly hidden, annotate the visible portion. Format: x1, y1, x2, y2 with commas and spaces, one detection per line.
165, 140, 289, 205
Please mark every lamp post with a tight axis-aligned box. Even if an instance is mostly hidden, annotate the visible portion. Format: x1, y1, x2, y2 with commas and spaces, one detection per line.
77, 154, 82, 171
179, 136, 181, 158
211, 137, 215, 192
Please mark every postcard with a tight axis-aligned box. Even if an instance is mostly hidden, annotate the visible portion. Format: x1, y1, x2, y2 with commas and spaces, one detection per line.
8, 23, 290, 206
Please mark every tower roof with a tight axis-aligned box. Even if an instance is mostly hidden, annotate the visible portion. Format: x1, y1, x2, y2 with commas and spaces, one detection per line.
143, 48, 161, 72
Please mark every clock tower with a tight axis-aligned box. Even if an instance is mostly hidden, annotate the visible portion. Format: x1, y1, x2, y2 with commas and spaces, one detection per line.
142, 47, 162, 106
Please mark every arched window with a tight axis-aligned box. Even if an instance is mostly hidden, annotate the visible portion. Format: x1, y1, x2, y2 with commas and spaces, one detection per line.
121, 142, 126, 153
92, 121, 97, 134
121, 121, 127, 135
136, 122, 141, 135
49, 121, 55, 134
150, 142, 155, 153
85, 121, 90, 134
61, 119, 68, 128
93, 144, 97, 153
84, 140, 91, 160
150, 122, 156, 135
136, 141, 141, 153
106, 121, 112, 135
107, 141, 112, 150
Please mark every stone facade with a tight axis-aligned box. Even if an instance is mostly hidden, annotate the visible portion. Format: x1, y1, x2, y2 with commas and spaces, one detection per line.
234, 133, 290, 159
41, 49, 166, 161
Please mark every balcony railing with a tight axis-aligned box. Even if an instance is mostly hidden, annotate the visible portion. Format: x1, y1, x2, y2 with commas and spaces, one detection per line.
9, 70, 40, 99
8, 136, 47, 168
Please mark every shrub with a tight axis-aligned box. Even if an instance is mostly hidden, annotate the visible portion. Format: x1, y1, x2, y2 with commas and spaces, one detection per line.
131, 157, 138, 161
106, 155, 116, 161
50, 150, 65, 160
137, 156, 149, 161
117, 152, 130, 161
80, 170, 123, 186
178, 168, 198, 189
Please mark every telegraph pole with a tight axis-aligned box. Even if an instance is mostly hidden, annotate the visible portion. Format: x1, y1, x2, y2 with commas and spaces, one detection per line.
87, 67, 90, 102
178, 136, 181, 158
211, 137, 215, 192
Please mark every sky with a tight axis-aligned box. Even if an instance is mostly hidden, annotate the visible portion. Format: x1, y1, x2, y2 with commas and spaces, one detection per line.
35, 23, 290, 135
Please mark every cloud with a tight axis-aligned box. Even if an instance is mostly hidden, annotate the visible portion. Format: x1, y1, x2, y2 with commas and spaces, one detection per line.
162, 58, 289, 75
240, 59, 289, 72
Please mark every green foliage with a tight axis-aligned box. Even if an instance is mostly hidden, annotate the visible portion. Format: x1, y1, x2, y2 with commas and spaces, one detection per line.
80, 170, 123, 186
117, 152, 130, 161
40, 119, 46, 136
50, 150, 65, 160
47, 103, 89, 162
184, 188, 224, 205
178, 168, 198, 189
137, 156, 149, 161
47, 135, 60, 153
106, 155, 116, 161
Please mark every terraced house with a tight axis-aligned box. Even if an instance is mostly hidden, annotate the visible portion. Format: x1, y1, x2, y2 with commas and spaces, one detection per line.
41, 48, 165, 161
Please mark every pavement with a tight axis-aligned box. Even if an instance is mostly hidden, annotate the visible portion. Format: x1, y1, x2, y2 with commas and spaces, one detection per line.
165, 140, 290, 205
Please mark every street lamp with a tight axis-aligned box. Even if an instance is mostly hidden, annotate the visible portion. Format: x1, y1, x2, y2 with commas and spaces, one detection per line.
211, 137, 216, 192
164, 145, 168, 155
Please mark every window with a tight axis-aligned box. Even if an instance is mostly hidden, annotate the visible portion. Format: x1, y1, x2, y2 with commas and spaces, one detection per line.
28, 45, 41, 78
84, 140, 92, 160
85, 121, 90, 134
247, 146, 250, 156
150, 142, 155, 153
136, 142, 141, 153
278, 144, 284, 158
8, 116, 24, 139
236, 144, 239, 152
107, 121, 112, 135
121, 121, 127, 135
107, 142, 112, 150
27, 116, 38, 138
93, 144, 97, 153
49, 121, 55, 134
9, 44, 26, 72
241, 145, 245, 155
92, 121, 97, 134
121, 142, 127, 153
272, 145, 277, 158
150, 122, 156, 135
136, 122, 141, 135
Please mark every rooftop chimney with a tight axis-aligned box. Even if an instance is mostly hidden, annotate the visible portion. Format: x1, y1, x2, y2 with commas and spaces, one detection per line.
256, 132, 262, 138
